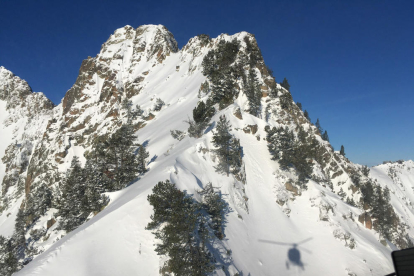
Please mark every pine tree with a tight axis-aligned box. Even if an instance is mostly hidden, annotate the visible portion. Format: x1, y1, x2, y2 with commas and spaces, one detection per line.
25, 183, 53, 224
0, 237, 18, 276
198, 183, 226, 239
322, 130, 329, 142
56, 156, 88, 232
266, 126, 312, 187
84, 159, 109, 214
297, 126, 308, 144
137, 145, 149, 174
24, 193, 35, 224
146, 180, 214, 275
189, 101, 215, 138
281, 77, 290, 91
0, 236, 9, 274
228, 138, 243, 175
245, 68, 262, 116
266, 126, 295, 168
212, 116, 233, 176
213, 77, 237, 109
296, 102, 302, 111
107, 124, 140, 190
279, 92, 292, 110
370, 185, 398, 240
192, 101, 214, 124
340, 145, 345, 156
304, 110, 310, 121
202, 39, 240, 109
13, 208, 26, 254
153, 98, 165, 111
291, 142, 313, 187
360, 181, 375, 208
89, 138, 112, 191
122, 99, 143, 123
186, 117, 205, 138
86, 110, 145, 192
315, 118, 323, 134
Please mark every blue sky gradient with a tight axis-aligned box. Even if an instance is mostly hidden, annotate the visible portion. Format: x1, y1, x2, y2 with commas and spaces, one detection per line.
1, 0, 413, 166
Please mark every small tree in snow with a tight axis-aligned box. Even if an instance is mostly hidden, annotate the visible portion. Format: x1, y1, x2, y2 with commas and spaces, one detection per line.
340, 145, 345, 156
153, 98, 165, 111
212, 115, 241, 176
137, 145, 149, 174
315, 118, 323, 135
198, 183, 226, 239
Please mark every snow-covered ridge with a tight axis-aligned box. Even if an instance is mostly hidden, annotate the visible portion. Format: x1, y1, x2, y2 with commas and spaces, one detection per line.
0, 24, 412, 276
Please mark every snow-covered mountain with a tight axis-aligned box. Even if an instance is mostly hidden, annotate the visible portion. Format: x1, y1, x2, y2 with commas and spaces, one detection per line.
0, 24, 412, 276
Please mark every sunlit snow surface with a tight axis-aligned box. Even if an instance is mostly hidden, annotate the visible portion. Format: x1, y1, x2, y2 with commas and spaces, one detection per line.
0, 25, 411, 276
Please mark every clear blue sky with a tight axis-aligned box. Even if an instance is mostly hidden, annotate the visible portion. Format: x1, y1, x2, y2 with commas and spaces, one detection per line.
1, 0, 413, 166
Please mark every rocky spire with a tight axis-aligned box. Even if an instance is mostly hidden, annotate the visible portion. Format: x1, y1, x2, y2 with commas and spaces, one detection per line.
0, 66, 33, 109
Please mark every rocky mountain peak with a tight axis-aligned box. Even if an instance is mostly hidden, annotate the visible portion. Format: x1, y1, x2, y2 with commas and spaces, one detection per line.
0, 66, 33, 109
61, 24, 178, 115
99, 24, 178, 64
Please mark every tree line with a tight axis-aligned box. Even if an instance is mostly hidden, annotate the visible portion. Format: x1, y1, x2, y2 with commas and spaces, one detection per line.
0, 101, 149, 273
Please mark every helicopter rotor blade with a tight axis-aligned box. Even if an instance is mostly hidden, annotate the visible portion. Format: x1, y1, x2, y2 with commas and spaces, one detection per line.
296, 237, 313, 245
298, 246, 312, 254
258, 239, 291, 246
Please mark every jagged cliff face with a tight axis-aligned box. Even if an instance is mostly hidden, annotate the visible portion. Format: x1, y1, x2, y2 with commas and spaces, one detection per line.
0, 25, 413, 276
0, 67, 53, 202
22, 25, 180, 195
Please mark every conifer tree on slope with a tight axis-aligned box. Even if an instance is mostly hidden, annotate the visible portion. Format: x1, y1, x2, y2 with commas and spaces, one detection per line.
0, 236, 18, 276
84, 158, 109, 213
304, 110, 311, 121
266, 126, 312, 186
245, 68, 262, 116
25, 183, 52, 223
202, 39, 240, 108
340, 145, 346, 156
189, 101, 215, 138
86, 112, 146, 192
322, 130, 330, 142
198, 183, 226, 239
371, 185, 396, 240
122, 98, 142, 123
107, 123, 140, 190
281, 77, 290, 91
315, 118, 323, 134
228, 137, 243, 175
212, 115, 243, 176
266, 126, 295, 168
146, 180, 214, 275
137, 144, 149, 174
12, 208, 26, 259
57, 156, 88, 232
87, 138, 112, 191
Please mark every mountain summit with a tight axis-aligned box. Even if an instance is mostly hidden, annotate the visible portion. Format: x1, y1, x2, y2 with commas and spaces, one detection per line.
0, 25, 412, 276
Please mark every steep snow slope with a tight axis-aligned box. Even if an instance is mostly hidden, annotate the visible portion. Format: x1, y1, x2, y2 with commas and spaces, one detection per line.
0, 25, 412, 276
371, 161, 414, 237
